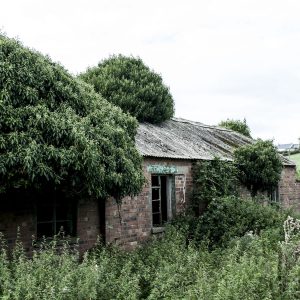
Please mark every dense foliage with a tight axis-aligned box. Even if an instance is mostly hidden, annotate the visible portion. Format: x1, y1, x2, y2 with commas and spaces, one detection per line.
190, 196, 287, 248
1, 198, 300, 299
219, 118, 251, 138
192, 158, 238, 213
234, 139, 283, 197
0, 35, 144, 199
79, 55, 174, 123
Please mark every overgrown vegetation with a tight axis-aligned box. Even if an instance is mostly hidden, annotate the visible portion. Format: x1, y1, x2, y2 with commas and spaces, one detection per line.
192, 139, 283, 210
175, 196, 289, 248
1, 34, 297, 300
79, 55, 174, 123
1, 198, 300, 299
234, 139, 283, 197
219, 118, 251, 138
192, 158, 238, 213
0, 35, 144, 199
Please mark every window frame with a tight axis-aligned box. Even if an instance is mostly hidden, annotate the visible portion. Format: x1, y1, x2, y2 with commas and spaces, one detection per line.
151, 174, 174, 227
35, 194, 77, 239
268, 186, 280, 204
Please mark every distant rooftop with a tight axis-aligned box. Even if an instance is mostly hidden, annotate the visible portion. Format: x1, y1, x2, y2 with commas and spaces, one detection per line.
136, 117, 295, 166
277, 143, 299, 152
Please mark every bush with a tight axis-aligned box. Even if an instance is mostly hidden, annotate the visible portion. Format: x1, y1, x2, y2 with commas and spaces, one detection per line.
234, 139, 283, 197
219, 118, 252, 138
172, 196, 288, 248
195, 196, 288, 247
192, 158, 238, 213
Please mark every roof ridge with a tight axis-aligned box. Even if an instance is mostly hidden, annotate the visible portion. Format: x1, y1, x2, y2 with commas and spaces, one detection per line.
171, 117, 235, 132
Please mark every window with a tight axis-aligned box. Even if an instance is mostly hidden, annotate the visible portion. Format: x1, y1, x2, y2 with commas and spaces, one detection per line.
151, 175, 174, 227
269, 186, 280, 203
36, 196, 77, 239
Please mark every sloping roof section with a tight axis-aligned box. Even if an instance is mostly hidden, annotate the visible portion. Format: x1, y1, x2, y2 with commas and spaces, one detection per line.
136, 117, 295, 166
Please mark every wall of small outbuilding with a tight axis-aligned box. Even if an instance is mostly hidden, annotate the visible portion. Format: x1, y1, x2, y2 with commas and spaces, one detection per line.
105, 157, 193, 248
278, 165, 300, 212
0, 157, 193, 253
1, 160, 300, 253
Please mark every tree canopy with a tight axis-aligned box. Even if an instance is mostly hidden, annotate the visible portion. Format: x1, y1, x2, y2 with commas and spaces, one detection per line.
234, 139, 283, 197
219, 118, 251, 138
79, 55, 174, 123
0, 35, 144, 199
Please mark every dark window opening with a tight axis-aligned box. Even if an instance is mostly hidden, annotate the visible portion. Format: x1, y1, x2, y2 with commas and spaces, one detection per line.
269, 186, 280, 203
36, 194, 77, 239
151, 175, 171, 227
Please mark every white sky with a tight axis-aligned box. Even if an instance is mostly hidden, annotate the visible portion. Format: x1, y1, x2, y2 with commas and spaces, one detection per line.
1, 0, 300, 143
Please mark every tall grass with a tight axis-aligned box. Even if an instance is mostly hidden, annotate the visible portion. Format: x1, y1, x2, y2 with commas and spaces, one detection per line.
1, 198, 300, 299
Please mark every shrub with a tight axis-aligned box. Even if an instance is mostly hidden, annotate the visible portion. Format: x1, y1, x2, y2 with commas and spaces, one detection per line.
172, 196, 288, 248
234, 139, 283, 197
195, 196, 287, 247
192, 158, 238, 213
219, 118, 252, 138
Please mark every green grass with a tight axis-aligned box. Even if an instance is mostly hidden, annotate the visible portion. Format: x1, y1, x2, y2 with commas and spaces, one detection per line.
290, 153, 300, 166
289, 153, 300, 179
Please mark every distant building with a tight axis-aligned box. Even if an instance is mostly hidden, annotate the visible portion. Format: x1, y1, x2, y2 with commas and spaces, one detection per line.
277, 143, 300, 153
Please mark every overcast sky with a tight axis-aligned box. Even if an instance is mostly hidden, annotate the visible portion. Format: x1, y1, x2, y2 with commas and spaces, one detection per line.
1, 0, 299, 143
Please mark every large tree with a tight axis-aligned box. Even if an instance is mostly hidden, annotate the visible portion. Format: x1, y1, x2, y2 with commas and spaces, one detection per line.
234, 139, 283, 197
0, 35, 144, 199
79, 55, 174, 123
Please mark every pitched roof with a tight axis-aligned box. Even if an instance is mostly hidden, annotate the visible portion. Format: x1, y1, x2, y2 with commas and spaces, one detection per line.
136, 117, 295, 166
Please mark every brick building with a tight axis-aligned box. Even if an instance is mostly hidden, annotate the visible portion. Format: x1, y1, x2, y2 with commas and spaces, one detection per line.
1, 118, 299, 252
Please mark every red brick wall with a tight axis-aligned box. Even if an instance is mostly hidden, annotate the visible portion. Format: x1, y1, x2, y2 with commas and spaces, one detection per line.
238, 166, 300, 212
2, 161, 298, 252
0, 196, 35, 252
76, 197, 101, 252
279, 166, 300, 212
0, 158, 193, 252
0, 194, 101, 254
105, 157, 193, 248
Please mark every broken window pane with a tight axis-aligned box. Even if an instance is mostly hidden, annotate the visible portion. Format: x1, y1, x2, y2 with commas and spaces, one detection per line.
152, 188, 160, 200
152, 200, 160, 213
151, 175, 159, 187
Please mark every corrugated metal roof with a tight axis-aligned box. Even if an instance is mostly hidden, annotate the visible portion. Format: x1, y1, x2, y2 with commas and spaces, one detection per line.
136, 117, 295, 166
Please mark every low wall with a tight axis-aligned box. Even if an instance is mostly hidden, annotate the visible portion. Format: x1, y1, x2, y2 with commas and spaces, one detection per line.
1, 162, 299, 253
